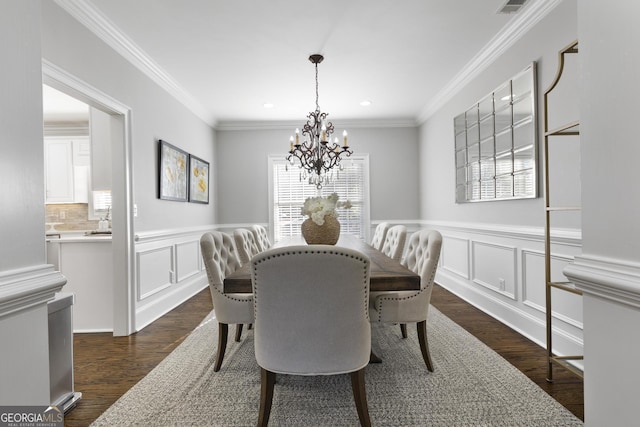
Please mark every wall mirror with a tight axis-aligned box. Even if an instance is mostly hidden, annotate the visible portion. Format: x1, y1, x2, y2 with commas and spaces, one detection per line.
454, 62, 537, 203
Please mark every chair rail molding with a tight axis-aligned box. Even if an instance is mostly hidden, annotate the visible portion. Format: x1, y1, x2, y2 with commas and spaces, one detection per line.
0, 264, 67, 318
564, 255, 640, 309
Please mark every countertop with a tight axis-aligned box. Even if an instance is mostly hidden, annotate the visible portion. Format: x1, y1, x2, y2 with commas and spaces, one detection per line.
46, 231, 113, 243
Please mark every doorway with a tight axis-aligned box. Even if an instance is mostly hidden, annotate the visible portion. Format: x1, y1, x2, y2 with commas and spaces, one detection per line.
43, 60, 135, 336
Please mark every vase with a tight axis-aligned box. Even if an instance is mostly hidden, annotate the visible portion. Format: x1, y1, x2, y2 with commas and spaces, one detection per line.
301, 215, 340, 245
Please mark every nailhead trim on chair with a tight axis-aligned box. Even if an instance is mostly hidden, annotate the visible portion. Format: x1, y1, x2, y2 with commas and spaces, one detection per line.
252, 248, 371, 321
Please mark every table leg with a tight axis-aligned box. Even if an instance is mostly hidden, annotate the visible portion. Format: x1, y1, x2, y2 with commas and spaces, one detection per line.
369, 350, 382, 364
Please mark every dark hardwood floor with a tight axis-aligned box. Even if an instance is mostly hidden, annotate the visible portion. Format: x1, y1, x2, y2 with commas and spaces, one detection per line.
63, 284, 583, 426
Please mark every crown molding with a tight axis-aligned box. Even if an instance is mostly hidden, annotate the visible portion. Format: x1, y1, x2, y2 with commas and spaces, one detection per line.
215, 118, 418, 132
416, 0, 563, 124
53, 0, 215, 127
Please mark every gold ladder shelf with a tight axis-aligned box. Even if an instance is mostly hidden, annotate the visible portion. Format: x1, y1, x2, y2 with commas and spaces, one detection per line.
543, 39, 584, 382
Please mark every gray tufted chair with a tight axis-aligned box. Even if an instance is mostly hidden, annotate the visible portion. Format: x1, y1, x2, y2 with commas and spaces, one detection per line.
380, 225, 407, 261
369, 229, 442, 372
370, 222, 389, 251
200, 231, 254, 371
233, 228, 261, 265
250, 224, 272, 252
251, 246, 372, 427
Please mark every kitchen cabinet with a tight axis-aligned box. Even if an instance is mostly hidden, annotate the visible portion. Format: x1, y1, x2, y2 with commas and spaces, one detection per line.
47, 235, 113, 332
44, 137, 90, 204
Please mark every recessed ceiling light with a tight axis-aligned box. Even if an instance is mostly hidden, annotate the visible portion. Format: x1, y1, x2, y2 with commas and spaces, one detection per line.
263, 103, 275, 108
360, 100, 372, 107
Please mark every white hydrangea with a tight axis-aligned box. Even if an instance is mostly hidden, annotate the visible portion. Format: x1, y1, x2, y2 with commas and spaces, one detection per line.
301, 193, 341, 226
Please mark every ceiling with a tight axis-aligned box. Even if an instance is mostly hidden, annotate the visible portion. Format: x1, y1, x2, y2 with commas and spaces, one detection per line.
50, 0, 552, 127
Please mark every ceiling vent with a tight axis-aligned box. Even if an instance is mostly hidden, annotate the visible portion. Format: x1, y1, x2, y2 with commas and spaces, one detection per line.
497, 0, 528, 14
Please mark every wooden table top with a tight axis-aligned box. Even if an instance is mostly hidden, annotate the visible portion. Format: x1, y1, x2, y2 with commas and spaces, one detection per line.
223, 234, 420, 293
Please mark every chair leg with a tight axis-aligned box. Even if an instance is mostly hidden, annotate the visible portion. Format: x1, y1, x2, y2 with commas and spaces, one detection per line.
400, 323, 408, 339
235, 324, 244, 342
214, 323, 228, 372
257, 368, 275, 427
417, 320, 434, 372
350, 367, 371, 427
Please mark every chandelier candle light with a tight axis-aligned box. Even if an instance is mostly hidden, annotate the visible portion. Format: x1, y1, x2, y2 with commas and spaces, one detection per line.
286, 54, 352, 189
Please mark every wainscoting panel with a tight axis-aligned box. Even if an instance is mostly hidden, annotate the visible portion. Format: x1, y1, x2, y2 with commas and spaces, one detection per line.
134, 226, 216, 331
522, 249, 546, 312
471, 241, 517, 299
136, 245, 173, 301
422, 220, 583, 360
522, 249, 582, 329
176, 240, 202, 283
441, 235, 470, 279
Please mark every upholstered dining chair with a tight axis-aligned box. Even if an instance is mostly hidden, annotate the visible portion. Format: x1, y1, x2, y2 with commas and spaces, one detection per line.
370, 222, 389, 251
200, 231, 254, 372
250, 224, 272, 252
369, 229, 442, 372
380, 224, 407, 262
233, 228, 261, 265
251, 246, 372, 427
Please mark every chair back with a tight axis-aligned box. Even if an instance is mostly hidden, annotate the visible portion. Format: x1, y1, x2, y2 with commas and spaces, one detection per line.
251, 224, 272, 252
233, 228, 261, 265
251, 245, 371, 375
370, 222, 389, 251
402, 230, 442, 291
380, 225, 407, 261
200, 231, 246, 318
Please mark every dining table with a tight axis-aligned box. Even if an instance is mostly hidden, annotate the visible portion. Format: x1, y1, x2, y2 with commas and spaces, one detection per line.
223, 234, 420, 364
223, 234, 421, 294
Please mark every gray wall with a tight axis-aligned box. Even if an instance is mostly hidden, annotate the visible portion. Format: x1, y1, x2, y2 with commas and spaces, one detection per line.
419, 0, 579, 229
215, 125, 420, 224
40, 1, 217, 233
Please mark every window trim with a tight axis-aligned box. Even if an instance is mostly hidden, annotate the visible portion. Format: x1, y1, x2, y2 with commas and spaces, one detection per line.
268, 154, 371, 244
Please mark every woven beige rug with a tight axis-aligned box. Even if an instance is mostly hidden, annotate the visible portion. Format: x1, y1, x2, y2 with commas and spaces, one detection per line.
92, 307, 582, 426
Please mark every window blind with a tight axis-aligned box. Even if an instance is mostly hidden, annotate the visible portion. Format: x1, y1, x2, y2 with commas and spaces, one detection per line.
272, 157, 367, 241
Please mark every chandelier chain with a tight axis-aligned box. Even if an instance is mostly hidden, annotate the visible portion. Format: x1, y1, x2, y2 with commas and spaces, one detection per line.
315, 62, 320, 111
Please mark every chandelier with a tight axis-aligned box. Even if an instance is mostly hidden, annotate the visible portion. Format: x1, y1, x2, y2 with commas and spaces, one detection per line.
286, 54, 352, 189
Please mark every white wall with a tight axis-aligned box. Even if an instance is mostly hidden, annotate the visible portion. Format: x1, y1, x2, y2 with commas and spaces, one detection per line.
215, 125, 420, 224
0, 0, 66, 405
567, 2, 640, 425
419, 0, 582, 361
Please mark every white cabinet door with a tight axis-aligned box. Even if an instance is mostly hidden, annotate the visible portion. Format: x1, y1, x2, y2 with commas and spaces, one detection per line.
45, 139, 74, 203
45, 138, 91, 203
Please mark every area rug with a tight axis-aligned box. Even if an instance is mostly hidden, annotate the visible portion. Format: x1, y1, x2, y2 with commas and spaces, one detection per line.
91, 308, 582, 426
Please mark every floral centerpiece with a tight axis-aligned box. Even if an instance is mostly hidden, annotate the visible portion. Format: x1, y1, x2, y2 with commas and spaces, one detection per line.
300, 193, 351, 245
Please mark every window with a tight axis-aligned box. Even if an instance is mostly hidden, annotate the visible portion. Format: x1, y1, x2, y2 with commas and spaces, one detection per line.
269, 155, 370, 243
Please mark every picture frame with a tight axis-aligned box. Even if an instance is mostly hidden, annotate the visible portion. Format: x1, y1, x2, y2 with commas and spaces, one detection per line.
188, 154, 210, 204
158, 139, 189, 202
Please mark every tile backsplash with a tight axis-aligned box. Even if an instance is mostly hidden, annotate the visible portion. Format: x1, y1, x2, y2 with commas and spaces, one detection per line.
46, 203, 101, 231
